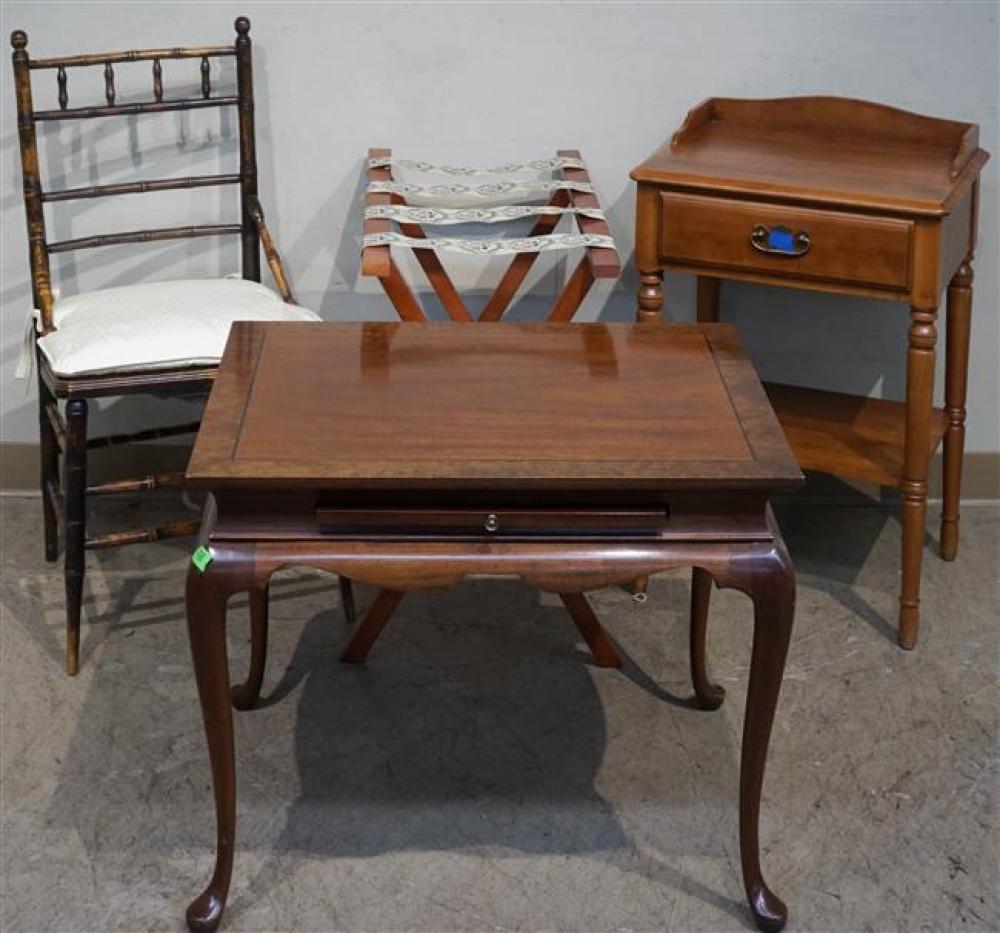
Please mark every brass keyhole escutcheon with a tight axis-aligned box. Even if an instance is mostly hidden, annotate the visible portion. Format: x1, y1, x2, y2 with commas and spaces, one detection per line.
484, 513, 500, 533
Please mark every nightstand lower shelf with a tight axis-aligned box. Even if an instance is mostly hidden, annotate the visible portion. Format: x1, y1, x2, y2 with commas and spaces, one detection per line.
763, 382, 948, 489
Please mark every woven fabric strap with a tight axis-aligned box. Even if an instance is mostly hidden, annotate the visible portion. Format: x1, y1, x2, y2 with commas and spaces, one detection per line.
367, 180, 594, 205
367, 156, 587, 175
364, 204, 605, 225
362, 231, 615, 255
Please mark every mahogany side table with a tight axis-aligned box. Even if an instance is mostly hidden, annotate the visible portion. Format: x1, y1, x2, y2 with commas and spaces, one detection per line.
631, 96, 989, 649
183, 321, 802, 932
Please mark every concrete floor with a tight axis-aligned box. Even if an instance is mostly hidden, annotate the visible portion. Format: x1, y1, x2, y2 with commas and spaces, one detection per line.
1, 491, 997, 933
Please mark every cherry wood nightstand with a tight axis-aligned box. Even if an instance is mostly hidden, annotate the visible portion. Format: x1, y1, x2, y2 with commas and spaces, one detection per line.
631, 96, 989, 649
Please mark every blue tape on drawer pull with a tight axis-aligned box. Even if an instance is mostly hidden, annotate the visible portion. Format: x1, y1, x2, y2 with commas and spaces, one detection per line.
767, 227, 796, 253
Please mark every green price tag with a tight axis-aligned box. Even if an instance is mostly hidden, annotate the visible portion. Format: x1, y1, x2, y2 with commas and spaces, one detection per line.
191, 545, 214, 572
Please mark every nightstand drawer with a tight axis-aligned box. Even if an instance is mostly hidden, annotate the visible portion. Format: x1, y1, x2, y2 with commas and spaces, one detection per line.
660, 192, 912, 290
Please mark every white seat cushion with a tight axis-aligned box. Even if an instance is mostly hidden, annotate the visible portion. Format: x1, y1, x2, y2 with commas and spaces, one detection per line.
36, 278, 321, 377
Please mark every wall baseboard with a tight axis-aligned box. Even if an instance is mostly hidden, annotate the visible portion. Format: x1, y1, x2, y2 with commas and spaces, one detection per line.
1, 441, 998, 499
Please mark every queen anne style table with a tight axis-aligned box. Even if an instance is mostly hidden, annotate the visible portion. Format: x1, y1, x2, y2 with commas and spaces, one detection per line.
183, 320, 802, 932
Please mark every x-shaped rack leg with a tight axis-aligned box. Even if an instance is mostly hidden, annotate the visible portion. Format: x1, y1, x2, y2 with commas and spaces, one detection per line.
341, 588, 622, 669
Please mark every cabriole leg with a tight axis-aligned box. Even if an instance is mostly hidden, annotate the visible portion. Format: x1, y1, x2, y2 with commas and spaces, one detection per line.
739, 547, 795, 932
690, 566, 724, 709
186, 555, 245, 932
231, 581, 270, 711
940, 259, 973, 561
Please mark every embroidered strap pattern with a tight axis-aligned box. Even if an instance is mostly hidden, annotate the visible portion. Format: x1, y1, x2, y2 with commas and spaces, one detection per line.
362, 231, 615, 255
367, 156, 587, 175
367, 179, 594, 202
364, 204, 606, 225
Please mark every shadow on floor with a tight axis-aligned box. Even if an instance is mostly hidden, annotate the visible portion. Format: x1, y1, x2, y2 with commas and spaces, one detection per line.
233, 580, 752, 925
29, 563, 754, 927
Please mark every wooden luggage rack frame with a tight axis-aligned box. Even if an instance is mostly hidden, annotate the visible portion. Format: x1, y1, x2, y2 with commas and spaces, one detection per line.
361, 147, 621, 321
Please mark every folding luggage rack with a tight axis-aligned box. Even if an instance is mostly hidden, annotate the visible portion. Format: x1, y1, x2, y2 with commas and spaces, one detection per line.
361, 147, 620, 321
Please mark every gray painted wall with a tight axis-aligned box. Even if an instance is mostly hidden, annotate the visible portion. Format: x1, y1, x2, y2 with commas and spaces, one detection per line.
1, 1, 997, 451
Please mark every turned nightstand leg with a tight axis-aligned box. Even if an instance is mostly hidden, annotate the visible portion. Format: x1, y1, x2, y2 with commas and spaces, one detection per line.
637, 269, 663, 323
899, 305, 938, 649
696, 276, 720, 323
630, 266, 663, 600
940, 259, 974, 561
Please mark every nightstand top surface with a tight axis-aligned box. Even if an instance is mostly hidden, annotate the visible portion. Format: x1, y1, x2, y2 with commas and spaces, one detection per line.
631, 96, 988, 216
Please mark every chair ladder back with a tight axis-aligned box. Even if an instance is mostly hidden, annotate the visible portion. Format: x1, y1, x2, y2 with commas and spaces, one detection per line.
9, 17, 262, 333
234, 17, 260, 283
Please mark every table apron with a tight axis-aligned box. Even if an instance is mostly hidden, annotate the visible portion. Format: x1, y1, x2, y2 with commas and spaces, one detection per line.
200, 535, 781, 594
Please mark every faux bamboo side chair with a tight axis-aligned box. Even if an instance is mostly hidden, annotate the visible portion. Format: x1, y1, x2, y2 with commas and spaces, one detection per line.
10, 17, 353, 675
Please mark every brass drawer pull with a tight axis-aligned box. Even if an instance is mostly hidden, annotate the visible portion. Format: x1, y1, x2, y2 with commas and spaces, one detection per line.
750, 224, 810, 257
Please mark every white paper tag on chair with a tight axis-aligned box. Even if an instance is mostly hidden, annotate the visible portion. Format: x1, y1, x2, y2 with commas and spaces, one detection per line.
14, 308, 41, 382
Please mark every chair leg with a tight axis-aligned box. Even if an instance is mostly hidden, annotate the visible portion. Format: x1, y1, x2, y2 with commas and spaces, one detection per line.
338, 576, 356, 624
37, 374, 59, 562
690, 567, 725, 710
559, 592, 621, 668
231, 582, 269, 711
64, 398, 88, 676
